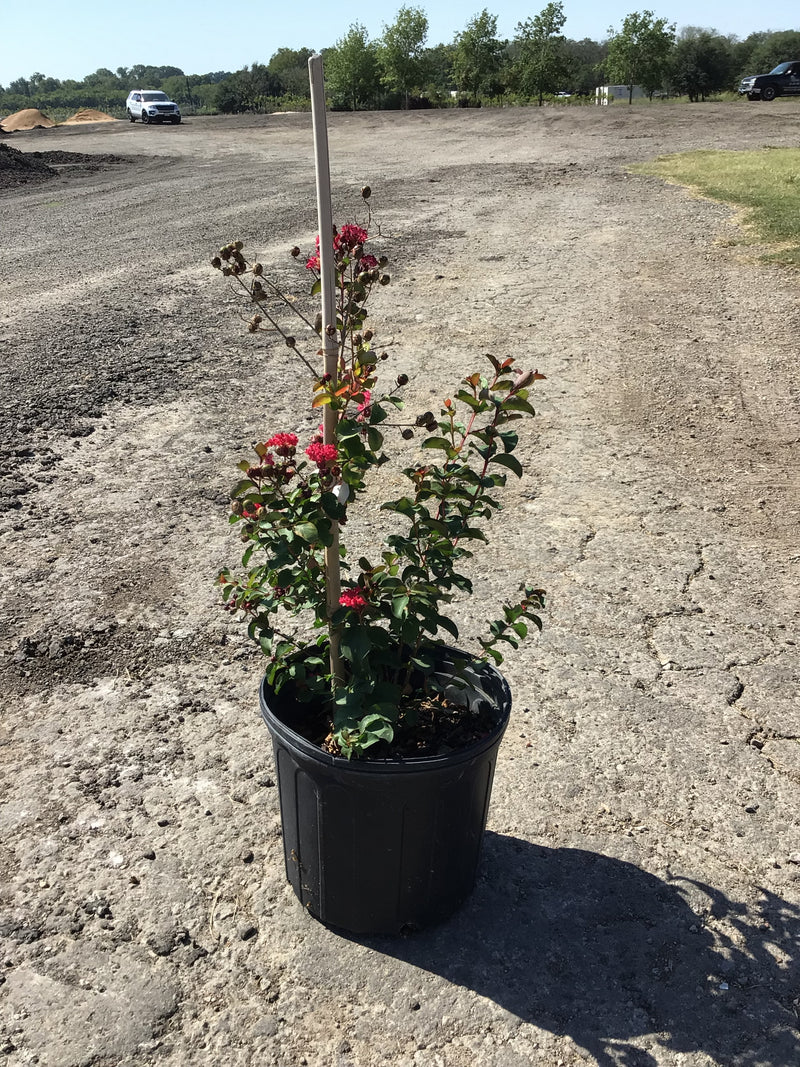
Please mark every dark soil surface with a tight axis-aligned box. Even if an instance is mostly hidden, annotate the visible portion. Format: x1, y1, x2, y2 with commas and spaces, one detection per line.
1, 104, 799, 1067
0, 142, 126, 187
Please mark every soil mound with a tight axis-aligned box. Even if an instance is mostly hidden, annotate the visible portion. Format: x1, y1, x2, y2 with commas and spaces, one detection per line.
62, 109, 117, 125
0, 108, 56, 132
0, 143, 57, 187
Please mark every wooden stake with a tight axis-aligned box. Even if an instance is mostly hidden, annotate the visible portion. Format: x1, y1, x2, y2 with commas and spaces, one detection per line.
308, 53, 343, 685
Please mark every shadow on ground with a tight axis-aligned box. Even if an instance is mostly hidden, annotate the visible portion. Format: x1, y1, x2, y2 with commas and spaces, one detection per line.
358, 835, 800, 1066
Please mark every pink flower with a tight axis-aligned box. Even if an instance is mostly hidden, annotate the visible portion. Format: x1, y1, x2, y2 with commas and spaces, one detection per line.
305, 442, 338, 466
339, 589, 367, 611
305, 254, 320, 272
356, 390, 372, 423
359, 254, 378, 270
265, 432, 298, 456
337, 224, 369, 251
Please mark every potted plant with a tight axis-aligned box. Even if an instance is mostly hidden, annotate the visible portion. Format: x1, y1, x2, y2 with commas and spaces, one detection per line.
211, 192, 545, 934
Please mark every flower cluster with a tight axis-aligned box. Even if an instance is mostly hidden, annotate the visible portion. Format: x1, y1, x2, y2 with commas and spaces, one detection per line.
266, 432, 299, 455
305, 442, 338, 466
305, 222, 379, 274
339, 589, 368, 612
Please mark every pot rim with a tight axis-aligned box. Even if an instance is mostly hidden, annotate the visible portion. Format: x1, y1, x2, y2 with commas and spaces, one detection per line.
259, 646, 512, 773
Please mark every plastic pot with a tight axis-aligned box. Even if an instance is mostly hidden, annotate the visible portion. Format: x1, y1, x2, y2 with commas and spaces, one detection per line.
259, 647, 512, 935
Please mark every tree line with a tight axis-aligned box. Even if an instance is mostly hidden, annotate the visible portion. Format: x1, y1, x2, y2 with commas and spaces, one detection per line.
2, 8, 800, 118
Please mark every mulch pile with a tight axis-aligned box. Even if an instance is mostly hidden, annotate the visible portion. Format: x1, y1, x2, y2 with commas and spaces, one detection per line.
62, 109, 117, 125
0, 108, 56, 132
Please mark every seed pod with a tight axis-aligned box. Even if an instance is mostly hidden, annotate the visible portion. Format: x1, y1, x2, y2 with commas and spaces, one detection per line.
285, 336, 296, 348
363, 329, 374, 341
211, 256, 222, 269
290, 246, 301, 258
252, 263, 263, 276
379, 274, 390, 286
401, 428, 414, 440
396, 373, 409, 386
361, 185, 371, 200
416, 411, 434, 427
234, 240, 244, 251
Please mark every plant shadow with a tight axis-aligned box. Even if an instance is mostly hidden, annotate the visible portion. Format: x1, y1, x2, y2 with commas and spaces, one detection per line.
357, 835, 800, 1066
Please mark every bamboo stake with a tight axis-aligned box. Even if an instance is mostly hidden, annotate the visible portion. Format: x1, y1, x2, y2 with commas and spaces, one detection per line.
308, 54, 343, 686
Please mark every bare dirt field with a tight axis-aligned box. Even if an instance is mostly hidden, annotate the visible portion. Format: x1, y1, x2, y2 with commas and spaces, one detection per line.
1, 103, 799, 1066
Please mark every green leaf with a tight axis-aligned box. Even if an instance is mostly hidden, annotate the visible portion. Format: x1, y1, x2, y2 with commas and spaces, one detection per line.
294, 521, 319, 542
490, 453, 524, 477
422, 437, 454, 452
454, 389, 482, 410
436, 615, 459, 639
366, 427, 383, 452
359, 713, 394, 741
230, 478, 255, 498
311, 279, 321, 296
503, 397, 536, 415
391, 593, 409, 618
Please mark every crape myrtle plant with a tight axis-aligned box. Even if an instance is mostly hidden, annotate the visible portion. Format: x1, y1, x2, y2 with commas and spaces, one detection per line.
212, 188, 545, 758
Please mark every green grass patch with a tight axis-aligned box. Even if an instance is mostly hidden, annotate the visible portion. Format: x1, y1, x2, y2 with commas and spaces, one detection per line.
632, 147, 800, 268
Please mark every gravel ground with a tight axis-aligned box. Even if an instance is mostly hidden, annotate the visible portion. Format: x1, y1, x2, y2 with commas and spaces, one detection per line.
1, 104, 799, 1066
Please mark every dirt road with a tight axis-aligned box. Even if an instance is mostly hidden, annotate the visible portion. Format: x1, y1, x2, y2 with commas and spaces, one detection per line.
1, 104, 799, 1066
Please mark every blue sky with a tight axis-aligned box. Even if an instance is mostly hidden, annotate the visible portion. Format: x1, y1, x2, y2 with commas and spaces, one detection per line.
1, 1, 797, 83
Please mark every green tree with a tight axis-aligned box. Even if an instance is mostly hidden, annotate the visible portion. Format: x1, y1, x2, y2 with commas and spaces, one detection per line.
669, 27, 733, 101
745, 30, 800, 77
216, 64, 283, 113
325, 23, 381, 110
268, 47, 314, 97
379, 6, 429, 108
606, 10, 676, 102
452, 9, 505, 102
514, 2, 569, 105
422, 42, 456, 102
564, 37, 607, 95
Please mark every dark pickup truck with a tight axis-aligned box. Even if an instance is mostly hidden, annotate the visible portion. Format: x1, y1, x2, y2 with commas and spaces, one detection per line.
739, 61, 800, 100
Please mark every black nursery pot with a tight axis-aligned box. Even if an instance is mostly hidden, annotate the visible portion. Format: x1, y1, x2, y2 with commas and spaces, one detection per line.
259, 648, 512, 935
